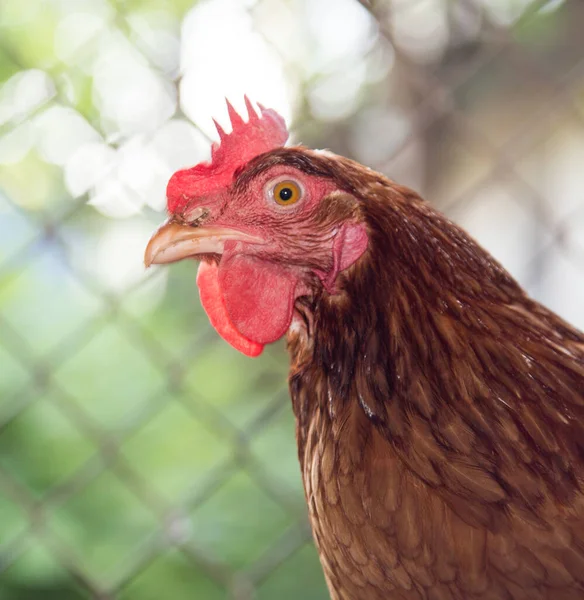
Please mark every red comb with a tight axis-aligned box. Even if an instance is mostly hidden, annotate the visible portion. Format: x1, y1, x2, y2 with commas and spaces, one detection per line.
167, 97, 289, 213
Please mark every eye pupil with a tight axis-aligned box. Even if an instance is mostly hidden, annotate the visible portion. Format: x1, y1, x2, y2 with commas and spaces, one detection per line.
278, 187, 293, 201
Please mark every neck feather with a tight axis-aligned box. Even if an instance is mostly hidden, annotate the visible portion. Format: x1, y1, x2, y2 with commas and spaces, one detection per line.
287, 190, 584, 515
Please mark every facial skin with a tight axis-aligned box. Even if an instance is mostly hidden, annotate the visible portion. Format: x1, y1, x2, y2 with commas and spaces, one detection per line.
145, 149, 369, 356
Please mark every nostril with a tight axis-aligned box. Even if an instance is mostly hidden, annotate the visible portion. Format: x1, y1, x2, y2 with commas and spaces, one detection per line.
184, 206, 210, 226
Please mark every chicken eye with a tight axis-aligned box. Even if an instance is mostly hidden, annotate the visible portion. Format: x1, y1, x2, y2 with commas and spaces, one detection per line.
273, 180, 302, 206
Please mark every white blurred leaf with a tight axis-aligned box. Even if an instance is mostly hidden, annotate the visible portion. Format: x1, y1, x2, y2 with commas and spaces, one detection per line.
116, 137, 169, 212
180, 0, 292, 139
65, 141, 116, 197
34, 106, 100, 166
54, 11, 110, 66
304, 0, 376, 71
92, 30, 177, 136
127, 10, 180, 75
93, 219, 163, 294
0, 70, 55, 127
391, 0, 449, 64
150, 118, 210, 172
89, 177, 144, 218
308, 63, 367, 122
0, 122, 36, 165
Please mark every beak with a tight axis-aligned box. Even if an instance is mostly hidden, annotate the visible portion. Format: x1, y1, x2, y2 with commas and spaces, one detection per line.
144, 220, 263, 267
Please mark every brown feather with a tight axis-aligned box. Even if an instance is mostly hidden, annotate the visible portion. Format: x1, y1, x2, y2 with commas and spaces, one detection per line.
239, 147, 584, 599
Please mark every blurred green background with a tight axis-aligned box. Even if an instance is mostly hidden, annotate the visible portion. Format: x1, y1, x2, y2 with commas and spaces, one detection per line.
1, 0, 583, 598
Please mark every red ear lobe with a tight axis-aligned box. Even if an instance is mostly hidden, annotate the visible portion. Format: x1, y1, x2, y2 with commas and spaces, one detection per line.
335, 223, 369, 273
316, 223, 368, 294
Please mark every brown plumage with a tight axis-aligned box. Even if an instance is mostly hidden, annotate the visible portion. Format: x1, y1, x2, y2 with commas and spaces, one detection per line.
284, 149, 584, 599
145, 103, 584, 600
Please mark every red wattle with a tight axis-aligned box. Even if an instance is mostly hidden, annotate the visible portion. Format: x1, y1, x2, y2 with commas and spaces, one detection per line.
218, 254, 298, 345
196, 261, 264, 357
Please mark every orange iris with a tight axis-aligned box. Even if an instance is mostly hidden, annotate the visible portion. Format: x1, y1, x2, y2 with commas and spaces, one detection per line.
273, 181, 301, 205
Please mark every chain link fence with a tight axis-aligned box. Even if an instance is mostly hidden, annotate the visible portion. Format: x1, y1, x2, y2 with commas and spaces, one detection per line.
1, 0, 583, 598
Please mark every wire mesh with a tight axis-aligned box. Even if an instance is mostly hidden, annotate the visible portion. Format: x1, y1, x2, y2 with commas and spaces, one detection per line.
0, 0, 583, 598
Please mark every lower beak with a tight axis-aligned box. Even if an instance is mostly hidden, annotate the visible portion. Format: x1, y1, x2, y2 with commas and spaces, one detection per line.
144, 220, 263, 267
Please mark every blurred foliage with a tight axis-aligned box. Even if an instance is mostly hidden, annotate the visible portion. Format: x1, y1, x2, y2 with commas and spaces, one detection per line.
0, 194, 318, 599
0, 214, 312, 598
0, 0, 324, 583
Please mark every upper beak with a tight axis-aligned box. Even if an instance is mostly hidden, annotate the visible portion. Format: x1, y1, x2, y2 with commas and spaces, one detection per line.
144, 220, 263, 267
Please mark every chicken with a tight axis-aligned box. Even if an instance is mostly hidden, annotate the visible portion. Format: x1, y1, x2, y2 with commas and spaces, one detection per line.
145, 99, 584, 600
